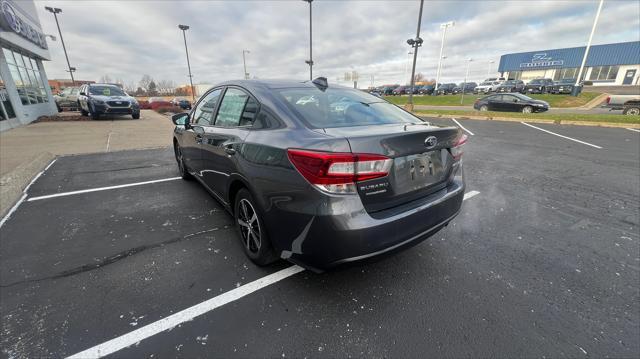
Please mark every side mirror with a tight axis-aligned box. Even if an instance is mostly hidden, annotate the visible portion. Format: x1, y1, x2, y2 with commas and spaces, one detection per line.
171, 112, 189, 126
513, 99, 519, 103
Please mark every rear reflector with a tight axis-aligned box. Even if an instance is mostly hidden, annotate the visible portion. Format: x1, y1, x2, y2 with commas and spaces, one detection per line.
451, 134, 468, 161
287, 149, 392, 194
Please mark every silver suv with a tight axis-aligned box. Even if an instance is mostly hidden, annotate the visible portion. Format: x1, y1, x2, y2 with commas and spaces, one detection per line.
77, 83, 140, 120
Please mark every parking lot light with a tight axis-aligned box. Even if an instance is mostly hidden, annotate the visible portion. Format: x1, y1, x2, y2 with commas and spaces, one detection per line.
434, 21, 454, 95
487, 60, 494, 77
178, 24, 195, 102
573, 0, 604, 96
461, 58, 472, 105
302, 0, 313, 80
45, 6, 75, 85
242, 50, 250, 80
405, 0, 424, 111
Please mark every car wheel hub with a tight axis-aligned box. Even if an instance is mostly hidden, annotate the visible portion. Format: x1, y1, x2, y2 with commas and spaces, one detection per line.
238, 199, 261, 253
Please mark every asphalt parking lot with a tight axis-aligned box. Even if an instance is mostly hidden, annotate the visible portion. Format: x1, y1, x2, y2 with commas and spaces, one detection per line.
1, 119, 638, 358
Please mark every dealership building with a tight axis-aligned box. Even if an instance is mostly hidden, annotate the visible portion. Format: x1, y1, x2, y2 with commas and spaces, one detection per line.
498, 41, 640, 86
0, 0, 57, 131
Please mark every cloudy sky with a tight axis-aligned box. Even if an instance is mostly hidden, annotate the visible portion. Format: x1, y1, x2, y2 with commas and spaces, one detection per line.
35, 0, 640, 88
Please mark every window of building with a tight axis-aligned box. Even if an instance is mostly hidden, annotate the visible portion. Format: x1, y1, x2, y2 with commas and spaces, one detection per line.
553, 68, 579, 81
2, 47, 49, 106
509, 71, 522, 80
589, 65, 619, 81
0, 72, 17, 121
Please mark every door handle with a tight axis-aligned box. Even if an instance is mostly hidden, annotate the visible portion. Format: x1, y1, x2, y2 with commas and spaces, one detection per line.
224, 146, 236, 155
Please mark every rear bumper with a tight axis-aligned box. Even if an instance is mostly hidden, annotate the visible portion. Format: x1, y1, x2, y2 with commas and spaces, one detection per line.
270, 165, 466, 271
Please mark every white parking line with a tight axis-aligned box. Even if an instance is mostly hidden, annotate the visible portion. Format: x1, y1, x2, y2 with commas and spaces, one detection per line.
463, 190, 480, 200
27, 177, 182, 202
451, 118, 475, 136
67, 191, 482, 358
626, 128, 640, 133
520, 122, 602, 149
0, 158, 57, 229
66, 265, 306, 359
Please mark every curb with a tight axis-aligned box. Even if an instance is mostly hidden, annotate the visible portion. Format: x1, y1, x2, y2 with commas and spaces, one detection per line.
416, 113, 640, 129
0, 152, 55, 219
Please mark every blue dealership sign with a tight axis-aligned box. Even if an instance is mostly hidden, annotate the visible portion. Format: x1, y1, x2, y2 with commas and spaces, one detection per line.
0, 0, 48, 49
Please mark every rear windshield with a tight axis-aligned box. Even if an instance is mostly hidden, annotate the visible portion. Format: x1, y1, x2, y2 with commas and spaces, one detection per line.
277, 87, 422, 128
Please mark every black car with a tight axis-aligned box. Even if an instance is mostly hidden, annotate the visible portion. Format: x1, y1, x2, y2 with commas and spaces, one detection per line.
382, 86, 397, 96
171, 78, 467, 270
473, 93, 549, 113
78, 84, 140, 120
524, 78, 554, 94
452, 82, 477, 94
550, 78, 577, 94
496, 80, 525, 93
418, 85, 434, 95
435, 83, 456, 95
172, 98, 192, 110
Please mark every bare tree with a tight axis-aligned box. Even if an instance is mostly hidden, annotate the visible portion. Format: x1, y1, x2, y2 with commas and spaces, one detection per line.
139, 74, 153, 92
98, 74, 113, 83
413, 73, 425, 83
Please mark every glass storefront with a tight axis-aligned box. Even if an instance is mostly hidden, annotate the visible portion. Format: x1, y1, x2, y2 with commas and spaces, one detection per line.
0, 72, 17, 121
2, 47, 49, 106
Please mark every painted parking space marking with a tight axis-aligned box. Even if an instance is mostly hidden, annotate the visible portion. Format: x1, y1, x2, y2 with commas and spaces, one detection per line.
463, 190, 480, 200
66, 265, 306, 359
26, 177, 182, 202
451, 118, 475, 136
65, 190, 482, 358
626, 128, 640, 133
0, 158, 57, 228
520, 122, 603, 149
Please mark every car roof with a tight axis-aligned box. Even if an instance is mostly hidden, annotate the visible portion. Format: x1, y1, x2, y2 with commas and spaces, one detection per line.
216, 79, 354, 90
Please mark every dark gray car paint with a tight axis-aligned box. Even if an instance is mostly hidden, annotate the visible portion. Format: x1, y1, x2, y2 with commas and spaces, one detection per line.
173, 80, 465, 270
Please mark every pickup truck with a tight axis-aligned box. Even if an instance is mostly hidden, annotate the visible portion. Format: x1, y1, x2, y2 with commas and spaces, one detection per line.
604, 94, 640, 115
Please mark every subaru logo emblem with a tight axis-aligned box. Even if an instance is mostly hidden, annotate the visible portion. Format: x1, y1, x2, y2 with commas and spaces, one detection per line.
424, 136, 437, 149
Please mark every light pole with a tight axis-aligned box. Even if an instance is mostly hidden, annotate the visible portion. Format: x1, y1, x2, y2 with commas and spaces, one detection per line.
404, 51, 413, 84
302, 0, 313, 80
178, 24, 195, 102
242, 50, 250, 79
573, 0, 604, 96
461, 58, 472, 105
45, 6, 75, 85
487, 60, 494, 77
405, 0, 424, 111
434, 21, 454, 95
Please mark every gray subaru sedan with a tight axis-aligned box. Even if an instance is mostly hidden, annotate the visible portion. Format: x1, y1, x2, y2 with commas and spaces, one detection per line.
171, 78, 467, 271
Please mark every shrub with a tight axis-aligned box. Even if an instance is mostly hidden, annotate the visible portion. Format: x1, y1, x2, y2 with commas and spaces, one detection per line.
154, 106, 183, 114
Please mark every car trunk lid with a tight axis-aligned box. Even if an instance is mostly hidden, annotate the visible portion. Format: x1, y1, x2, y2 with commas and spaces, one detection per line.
318, 123, 461, 213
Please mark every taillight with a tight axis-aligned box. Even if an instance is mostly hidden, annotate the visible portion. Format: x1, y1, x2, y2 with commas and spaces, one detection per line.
287, 149, 392, 194
451, 134, 468, 161
606, 96, 611, 104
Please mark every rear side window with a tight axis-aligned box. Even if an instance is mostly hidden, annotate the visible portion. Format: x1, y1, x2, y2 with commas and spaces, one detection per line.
193, 88, 222, 126
277, 88, 420, 129
215, 88, 257, 127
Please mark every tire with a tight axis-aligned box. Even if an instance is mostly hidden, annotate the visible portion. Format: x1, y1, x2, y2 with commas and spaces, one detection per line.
132, 112, 140, 119
89, 103, 99, 120
234, 188, 278, 266
479, 105, 489, 112
623, 106, 640, 115
174, 144, 192, 180
79, 101, 88, 116
56, 103, 62, 112
522, 106, 533, 114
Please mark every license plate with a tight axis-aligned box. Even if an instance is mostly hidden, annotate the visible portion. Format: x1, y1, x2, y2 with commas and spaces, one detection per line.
393, 151, 446, 193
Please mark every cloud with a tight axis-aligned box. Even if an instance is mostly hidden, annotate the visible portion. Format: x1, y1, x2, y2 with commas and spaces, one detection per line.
35, 0, 640, 88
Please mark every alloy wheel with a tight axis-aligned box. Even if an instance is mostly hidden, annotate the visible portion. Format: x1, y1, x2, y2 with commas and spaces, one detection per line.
627, 108, 640, 115
237, 199, 262, 254
522, 106, 533, 114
